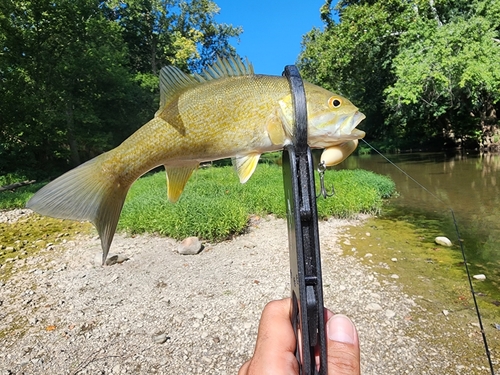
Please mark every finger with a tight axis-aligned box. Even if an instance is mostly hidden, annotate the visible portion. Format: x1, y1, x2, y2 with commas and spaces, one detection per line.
326, 314, 360, 375
238, 361, 250, 375
241, 298, 299, 375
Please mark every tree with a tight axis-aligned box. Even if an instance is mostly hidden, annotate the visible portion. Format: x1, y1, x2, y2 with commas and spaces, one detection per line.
298, 0, 500, 151
106, 0, 242, 74
0, 0, 141, 172
298, 0, 413, 145
385, 3, 500, 149
0, 0, 242, 176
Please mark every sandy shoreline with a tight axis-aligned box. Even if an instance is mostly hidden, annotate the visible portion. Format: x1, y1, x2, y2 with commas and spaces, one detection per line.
0, 212, 493, 374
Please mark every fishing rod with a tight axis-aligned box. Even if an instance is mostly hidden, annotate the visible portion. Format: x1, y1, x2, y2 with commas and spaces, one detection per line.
361, 139, 496, 375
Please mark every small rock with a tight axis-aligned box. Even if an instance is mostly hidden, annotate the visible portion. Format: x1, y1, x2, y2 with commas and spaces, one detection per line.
391, 258, 397, 262
239, 240, 256, 249
153, 333, 170, 344
365, 232, 371, 237
364, 253, 373, 258
442, 309, 449, 316
105, 254, 129, 266
493, 323, 500, 330
391, 274, 399, 279
435, 236, 452, 247
385, 310, 396, 318
473, 274, 486, 280
366, 303, 382, 311
178, 237, 203, 255
194, 312, 204, 320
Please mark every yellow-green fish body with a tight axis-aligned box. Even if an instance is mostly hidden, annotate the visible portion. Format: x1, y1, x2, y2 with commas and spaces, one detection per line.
27, 58, 365, 262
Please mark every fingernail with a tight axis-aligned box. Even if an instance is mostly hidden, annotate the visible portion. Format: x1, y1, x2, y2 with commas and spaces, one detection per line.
327, 314, 356, 345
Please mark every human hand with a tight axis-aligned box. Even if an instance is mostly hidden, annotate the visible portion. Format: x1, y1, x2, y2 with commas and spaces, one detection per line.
238, 298, 360, 375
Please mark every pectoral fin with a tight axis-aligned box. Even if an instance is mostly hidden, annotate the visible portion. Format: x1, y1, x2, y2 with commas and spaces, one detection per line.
266, 116, 287, 146
320, 140, 359, 166
165, 164, 198, 203
278, 95, 294, 138
232, 154, 261, 183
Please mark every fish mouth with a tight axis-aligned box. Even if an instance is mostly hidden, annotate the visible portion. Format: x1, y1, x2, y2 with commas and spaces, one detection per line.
341, 111, 365, 136
308, 110, 366, 148
353, 111, 366, 127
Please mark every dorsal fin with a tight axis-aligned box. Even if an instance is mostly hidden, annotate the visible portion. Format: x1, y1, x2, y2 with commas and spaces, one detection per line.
193, 56, 254, 82
157, 56, 254, 115
157, 66, 199, 115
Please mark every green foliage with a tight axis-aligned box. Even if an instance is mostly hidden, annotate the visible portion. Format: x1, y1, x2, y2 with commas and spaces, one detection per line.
298, 0, 411, 140
0, 0, 241, 177
0, 183, 45, 210
1, 164, 395, 240
385, 12, 500, 148
118, 164, 395, 240
299, 0, 500, 150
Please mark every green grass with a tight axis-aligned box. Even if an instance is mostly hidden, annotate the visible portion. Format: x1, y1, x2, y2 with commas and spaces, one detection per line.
1, 163, 395, 241
0, 182, 46, 210
118, 164, 395, 240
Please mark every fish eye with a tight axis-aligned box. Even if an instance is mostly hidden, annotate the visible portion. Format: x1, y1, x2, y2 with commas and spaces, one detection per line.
328, 97, 342, 108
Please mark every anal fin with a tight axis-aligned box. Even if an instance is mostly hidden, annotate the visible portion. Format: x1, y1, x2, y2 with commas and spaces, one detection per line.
232, 154, 261, 183
165, 164, 198, 203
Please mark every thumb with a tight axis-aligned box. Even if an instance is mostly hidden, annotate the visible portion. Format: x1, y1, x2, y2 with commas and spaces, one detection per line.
325, 313, 360, 375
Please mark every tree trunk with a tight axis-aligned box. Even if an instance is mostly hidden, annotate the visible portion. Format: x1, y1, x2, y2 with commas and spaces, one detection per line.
480, 100, 498, 151
65, 100, 81, 166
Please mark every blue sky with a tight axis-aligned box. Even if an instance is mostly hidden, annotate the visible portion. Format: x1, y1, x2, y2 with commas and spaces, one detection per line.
214, 1, 329, 76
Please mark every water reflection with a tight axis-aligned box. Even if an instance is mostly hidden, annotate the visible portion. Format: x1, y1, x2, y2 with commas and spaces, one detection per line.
337, 153, 500, 221
334, 152, 500, 291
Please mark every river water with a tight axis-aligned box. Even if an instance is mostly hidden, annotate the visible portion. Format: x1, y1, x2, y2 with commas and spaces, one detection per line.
335, 151, 500, 294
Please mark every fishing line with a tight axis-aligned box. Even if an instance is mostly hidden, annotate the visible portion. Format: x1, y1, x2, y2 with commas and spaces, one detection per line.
360, 139, 495, 375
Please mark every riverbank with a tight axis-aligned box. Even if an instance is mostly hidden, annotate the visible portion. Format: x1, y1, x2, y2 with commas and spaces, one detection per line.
0, 211, 497, 374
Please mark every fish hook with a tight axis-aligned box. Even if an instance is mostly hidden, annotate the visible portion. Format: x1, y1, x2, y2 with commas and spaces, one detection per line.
316, 161, 335, 199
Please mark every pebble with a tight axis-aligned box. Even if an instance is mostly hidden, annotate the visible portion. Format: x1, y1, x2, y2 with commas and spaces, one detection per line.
0, 214, 478, 374
391, 258, 398, 262
105, 254, 130, 266
366, 303, 383, 311
194, 312, 205, 320
153, 333, 170, 344
473, 274, 486, 280
0, 209, 33, 224
178, 237, 203, 255
391, 274, 399, 279
435, 236, 452, 247
385, 310, 396, 318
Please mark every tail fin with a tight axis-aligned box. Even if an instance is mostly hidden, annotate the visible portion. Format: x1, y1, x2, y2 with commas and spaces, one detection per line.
26, 154, 128, 264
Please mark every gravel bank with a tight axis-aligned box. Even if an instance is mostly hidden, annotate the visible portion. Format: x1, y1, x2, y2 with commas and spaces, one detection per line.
0, 211, 493, 374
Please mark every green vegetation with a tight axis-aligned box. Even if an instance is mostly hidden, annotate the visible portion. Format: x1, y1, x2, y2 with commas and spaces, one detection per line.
299, 0, 500, 151
1, 164, 395, 242
0, 216, 92, 281
118, 164, 395, 240
0, 0, 241, 176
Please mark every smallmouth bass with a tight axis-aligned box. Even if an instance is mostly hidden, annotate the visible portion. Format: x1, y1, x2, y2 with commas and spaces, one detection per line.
27, 58, 365, 263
